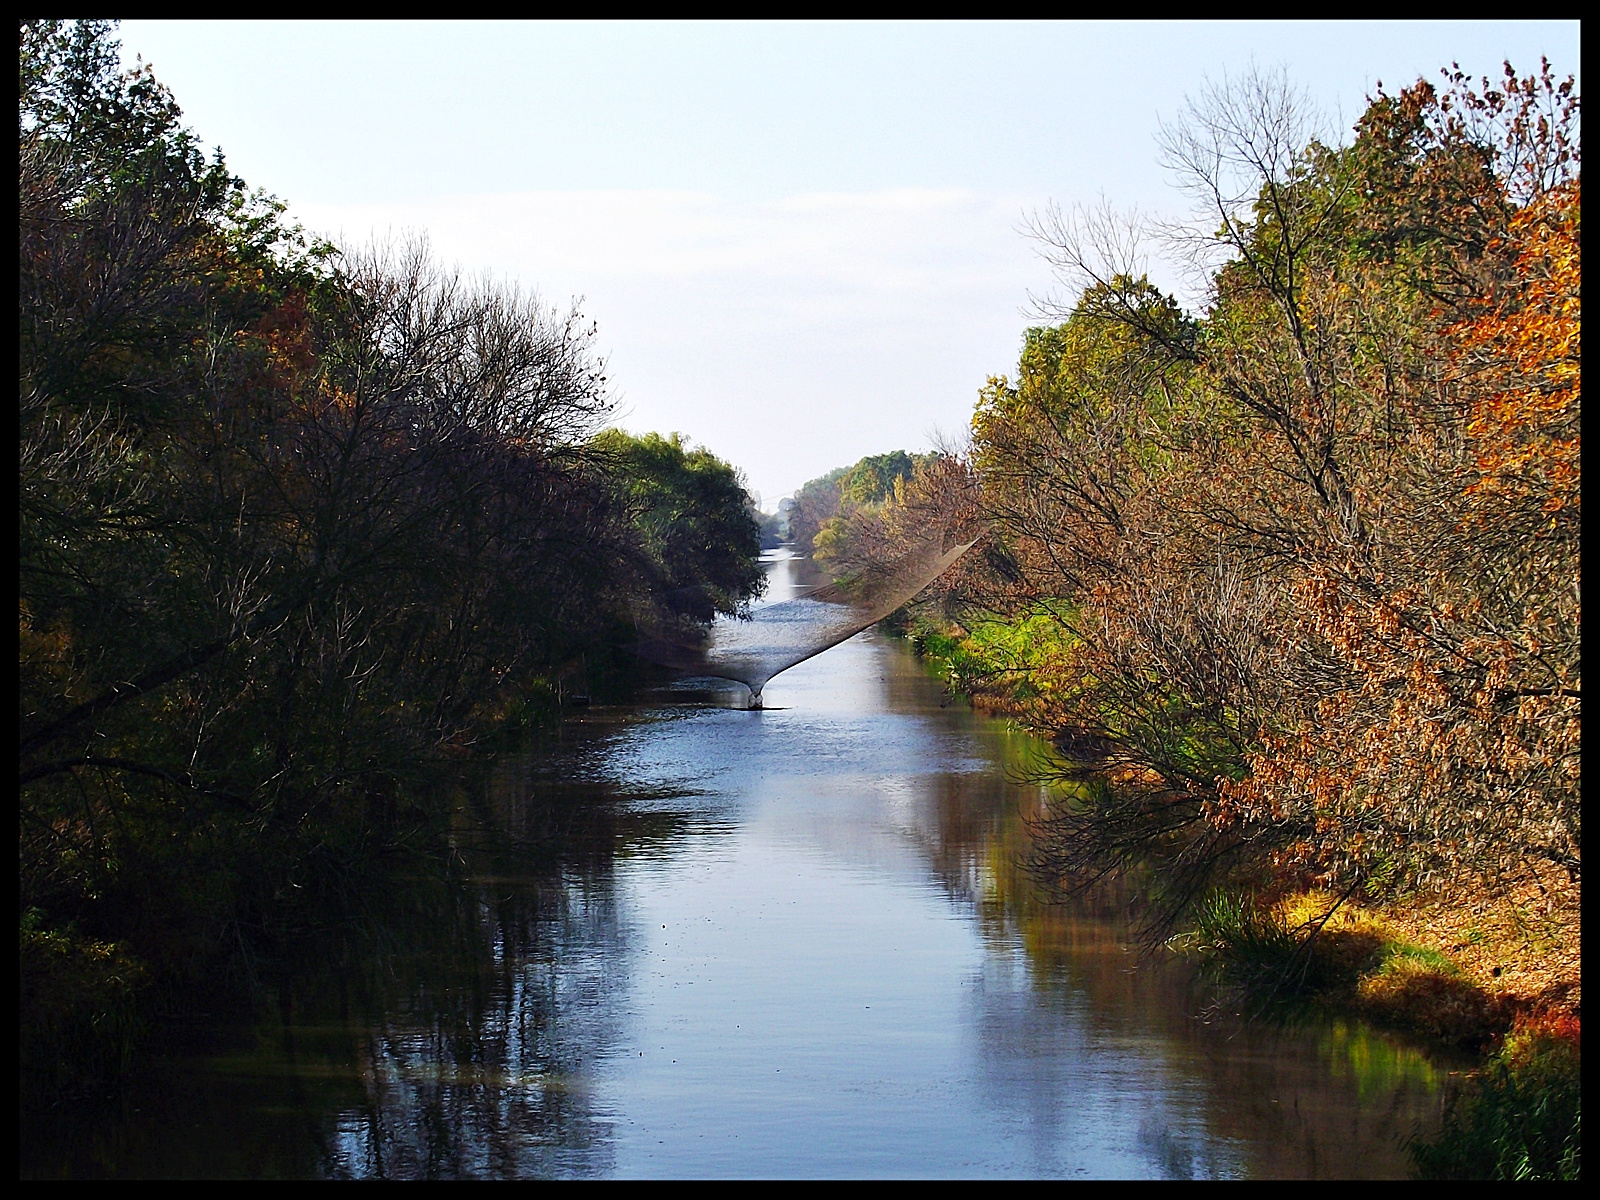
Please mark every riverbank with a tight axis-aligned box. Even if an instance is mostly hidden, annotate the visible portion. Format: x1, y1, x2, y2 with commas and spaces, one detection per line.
23, 589, 1460, 1179
900, 614, 1580, 1180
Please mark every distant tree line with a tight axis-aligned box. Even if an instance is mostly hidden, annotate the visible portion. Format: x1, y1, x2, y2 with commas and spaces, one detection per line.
785, 450, 938, 557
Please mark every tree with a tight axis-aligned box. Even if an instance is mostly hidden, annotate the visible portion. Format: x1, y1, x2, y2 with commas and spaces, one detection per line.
956, 61, 1580, 927
19, 22, 752, 1085
591, 430, 765, 624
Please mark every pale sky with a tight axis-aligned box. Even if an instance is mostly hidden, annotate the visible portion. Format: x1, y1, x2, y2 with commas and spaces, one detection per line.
117, 20, 1579, 505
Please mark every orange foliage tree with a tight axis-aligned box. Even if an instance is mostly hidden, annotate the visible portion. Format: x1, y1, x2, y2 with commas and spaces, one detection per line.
886, 61, 1582, 924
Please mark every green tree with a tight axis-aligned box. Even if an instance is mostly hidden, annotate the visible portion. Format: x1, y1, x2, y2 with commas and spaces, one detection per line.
791, 450, 937, 559
593, 430, 765, 622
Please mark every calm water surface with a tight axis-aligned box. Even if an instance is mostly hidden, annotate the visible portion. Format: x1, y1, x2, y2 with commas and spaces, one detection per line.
28, 552, 1458, 1179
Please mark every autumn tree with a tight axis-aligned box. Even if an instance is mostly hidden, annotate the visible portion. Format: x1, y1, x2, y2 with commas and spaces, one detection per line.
933, 62, 1581, 925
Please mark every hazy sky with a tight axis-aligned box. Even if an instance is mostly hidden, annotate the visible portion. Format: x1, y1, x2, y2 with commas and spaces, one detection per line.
117, 20, 1579, 504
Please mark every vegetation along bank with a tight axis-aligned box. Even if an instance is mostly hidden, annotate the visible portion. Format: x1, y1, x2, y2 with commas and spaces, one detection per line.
800, 62, 1580, 1180
19, 20, 768, 1104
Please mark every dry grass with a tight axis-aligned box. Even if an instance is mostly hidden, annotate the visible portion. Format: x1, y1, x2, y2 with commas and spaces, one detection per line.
1373, 864, 1580, 1023
1355, 961, 1502, 1045
1264, 866, 1580, 1047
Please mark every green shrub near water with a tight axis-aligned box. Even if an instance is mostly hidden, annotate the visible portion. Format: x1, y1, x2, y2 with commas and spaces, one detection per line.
905, 606, 1079, 703
1187, 890, 1304, 989
1410, 1029, 1581, 1180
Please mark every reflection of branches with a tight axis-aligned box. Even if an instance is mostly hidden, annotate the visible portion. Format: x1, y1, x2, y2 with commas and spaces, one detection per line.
301, 806, 628, 1178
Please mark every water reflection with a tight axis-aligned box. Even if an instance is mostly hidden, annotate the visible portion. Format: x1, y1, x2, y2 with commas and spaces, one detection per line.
24, 551, 1459, 1179
641, 536, 976, 706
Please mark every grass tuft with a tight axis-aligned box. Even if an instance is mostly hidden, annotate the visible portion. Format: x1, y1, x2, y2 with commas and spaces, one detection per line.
1409, 1022, 1581, 1179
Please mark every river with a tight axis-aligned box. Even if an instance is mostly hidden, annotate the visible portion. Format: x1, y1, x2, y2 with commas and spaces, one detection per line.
25, 550, 1458, 1179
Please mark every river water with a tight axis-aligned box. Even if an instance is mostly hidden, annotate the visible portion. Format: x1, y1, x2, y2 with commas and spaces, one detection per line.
27, 551, 1457, 1179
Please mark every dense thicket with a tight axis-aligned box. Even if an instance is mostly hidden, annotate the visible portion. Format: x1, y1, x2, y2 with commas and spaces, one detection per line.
843, 64, 1579, 935
18, 20, 762, 1092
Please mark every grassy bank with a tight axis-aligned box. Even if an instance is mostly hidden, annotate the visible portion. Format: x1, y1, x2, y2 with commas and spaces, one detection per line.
1186, 887, 1580, 1179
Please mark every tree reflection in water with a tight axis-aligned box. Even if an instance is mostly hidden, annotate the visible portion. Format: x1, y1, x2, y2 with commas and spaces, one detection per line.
865, 676, 1459, 1180
25, 560, 1464, 1180
312, 738, 685, 1179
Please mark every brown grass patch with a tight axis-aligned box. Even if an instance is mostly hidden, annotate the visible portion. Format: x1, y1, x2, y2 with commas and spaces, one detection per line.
1262, 869, 1579, 1047
1356, 959, 1503, 1044
1374, 863, 1580, 1021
